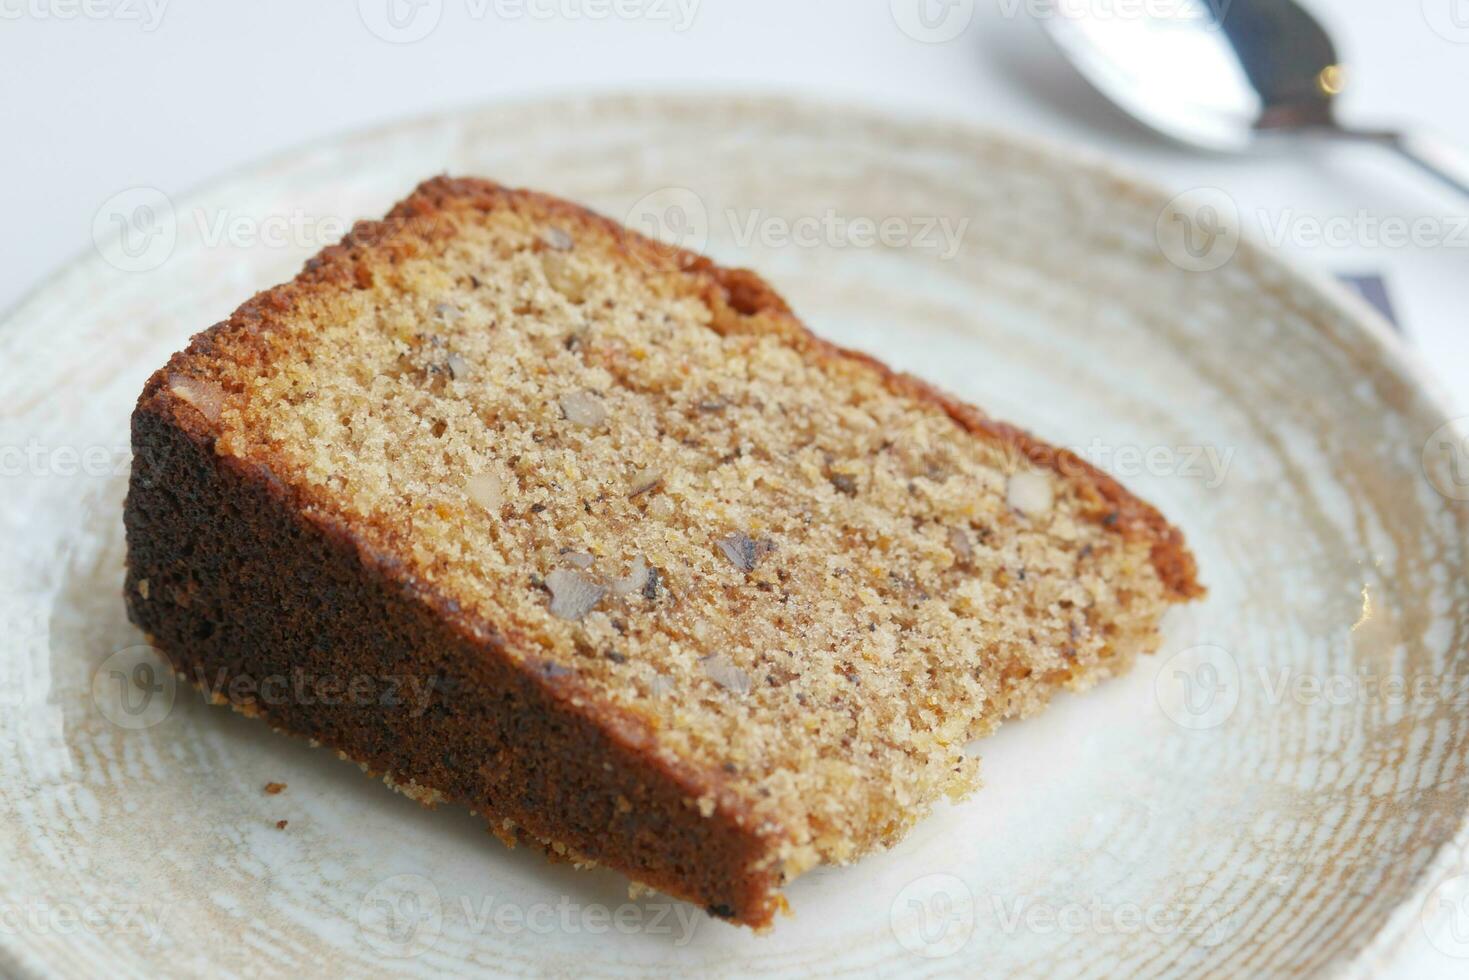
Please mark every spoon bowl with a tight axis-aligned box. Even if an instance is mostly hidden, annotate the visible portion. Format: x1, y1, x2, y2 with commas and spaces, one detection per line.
1041, 0, 1469, 195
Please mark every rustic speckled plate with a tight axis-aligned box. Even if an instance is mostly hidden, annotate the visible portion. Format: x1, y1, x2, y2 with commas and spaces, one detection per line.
3, 94, 1468, 978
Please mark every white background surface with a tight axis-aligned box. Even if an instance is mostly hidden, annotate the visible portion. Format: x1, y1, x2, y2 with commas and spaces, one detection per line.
1, 1, 1466, 976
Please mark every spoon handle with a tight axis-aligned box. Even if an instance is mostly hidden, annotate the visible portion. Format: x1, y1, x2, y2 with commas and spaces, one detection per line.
1330, 124, 1469, 199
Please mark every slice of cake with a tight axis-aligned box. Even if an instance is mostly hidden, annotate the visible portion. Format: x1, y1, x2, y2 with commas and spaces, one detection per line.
123, 177, 1202, 929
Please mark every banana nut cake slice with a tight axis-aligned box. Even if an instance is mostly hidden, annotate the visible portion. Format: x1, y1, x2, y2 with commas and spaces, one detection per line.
124, 177, 1202, 929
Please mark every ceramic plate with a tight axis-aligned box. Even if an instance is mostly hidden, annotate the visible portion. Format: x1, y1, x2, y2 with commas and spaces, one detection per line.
4, 94, 1468, 978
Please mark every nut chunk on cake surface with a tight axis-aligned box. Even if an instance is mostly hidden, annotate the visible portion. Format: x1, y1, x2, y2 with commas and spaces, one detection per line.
123, 176, 1202, 929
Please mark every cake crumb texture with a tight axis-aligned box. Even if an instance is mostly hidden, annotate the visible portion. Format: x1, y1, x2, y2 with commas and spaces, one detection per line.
124, 177, 1201, 927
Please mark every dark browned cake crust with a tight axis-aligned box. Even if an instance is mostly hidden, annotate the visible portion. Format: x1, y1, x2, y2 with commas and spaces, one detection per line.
125, 402, 783, 920
124, 177, 1201, 929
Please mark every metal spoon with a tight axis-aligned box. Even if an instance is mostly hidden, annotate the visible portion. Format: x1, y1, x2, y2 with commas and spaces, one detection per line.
1040, 0, 1469, 197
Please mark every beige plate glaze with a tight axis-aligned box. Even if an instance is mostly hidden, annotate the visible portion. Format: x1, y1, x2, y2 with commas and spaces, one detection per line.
3, 94, 1468, 978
